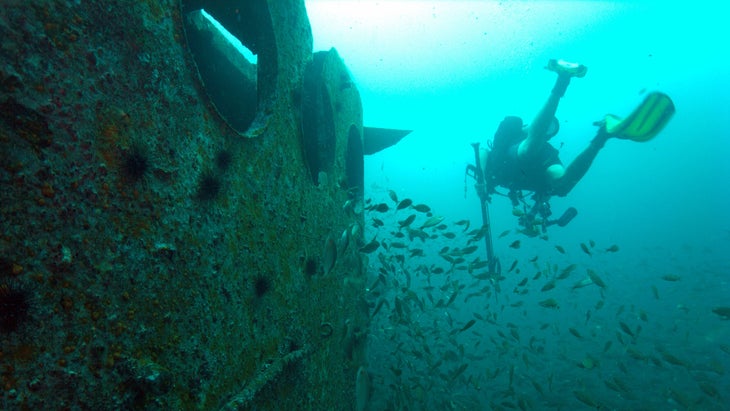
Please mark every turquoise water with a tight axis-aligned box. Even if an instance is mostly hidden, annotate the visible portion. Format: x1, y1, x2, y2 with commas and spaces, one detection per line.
309, 2, 729, 409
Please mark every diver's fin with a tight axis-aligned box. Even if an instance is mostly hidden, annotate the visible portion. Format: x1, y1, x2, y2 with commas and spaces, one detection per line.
603, 92, 675, 142
546, 59, 587, 78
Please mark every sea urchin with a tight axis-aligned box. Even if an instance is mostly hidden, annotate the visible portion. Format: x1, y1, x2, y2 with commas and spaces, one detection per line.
0, 280, 32, 333
196, 171, 222, 201
304, 257, 319, 276
120, 144, 149, 182
253, 274, 271, 298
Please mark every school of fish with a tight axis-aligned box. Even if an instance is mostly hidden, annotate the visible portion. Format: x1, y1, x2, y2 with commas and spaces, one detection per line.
348, 189, 728, 410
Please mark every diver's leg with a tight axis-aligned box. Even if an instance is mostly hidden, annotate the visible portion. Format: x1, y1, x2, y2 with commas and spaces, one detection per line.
518, 60, 587, 160
518, 73, 572, 159
551, 127, 610, 196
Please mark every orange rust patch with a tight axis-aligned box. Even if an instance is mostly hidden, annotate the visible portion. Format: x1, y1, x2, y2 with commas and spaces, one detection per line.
41, 182, 55, 198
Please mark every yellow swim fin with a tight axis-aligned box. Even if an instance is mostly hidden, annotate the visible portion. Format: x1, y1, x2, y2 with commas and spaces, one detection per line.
603, 92, 675, 142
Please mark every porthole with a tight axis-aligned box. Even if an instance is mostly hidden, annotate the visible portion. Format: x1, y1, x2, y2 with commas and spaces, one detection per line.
181, 1, 277, 136
301, 51, 336, 184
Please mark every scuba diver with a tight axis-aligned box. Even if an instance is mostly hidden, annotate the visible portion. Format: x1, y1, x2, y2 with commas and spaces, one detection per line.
476, 59, 675, 236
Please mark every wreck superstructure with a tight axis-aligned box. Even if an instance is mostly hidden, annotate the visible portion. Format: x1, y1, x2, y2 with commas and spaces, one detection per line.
0, 1, 369, 409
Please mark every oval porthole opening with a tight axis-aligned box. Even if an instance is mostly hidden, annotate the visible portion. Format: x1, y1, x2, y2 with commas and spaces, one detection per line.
301, 51, 336, 184
345, 125, 364, 200
181, 1, 277, 135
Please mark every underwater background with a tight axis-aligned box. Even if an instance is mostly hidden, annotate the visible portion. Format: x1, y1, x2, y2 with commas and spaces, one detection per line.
309, 1, 730, 409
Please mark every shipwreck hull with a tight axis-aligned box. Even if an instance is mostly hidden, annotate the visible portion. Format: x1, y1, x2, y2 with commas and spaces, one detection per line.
0, 1, 368, 409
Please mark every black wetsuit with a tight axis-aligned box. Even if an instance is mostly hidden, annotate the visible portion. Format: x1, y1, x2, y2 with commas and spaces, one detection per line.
490, 142, 561, 195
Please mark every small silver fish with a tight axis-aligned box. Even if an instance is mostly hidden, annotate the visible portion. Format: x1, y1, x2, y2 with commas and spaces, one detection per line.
580, 242, 592, 256
539, 298, 559, 309
388, 190, 398, 203
359, 237, 380, 254
398, 214, 416, 228
396, 198, 413, 210
412, 204, 431, 213
419, 215, 444, 229
461, 245, 478, 255
459, 319, 476, 333
586, 269, 606, 289
323, 235, 337, 275
711, 306, 730, 319
454, 219, 470, 232
572, 277, 594, 289
338, 228, 349, 253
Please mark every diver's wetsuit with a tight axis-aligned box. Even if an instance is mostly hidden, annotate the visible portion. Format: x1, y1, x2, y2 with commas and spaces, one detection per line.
486, 123, 562, 197
486, 63, 608, 198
